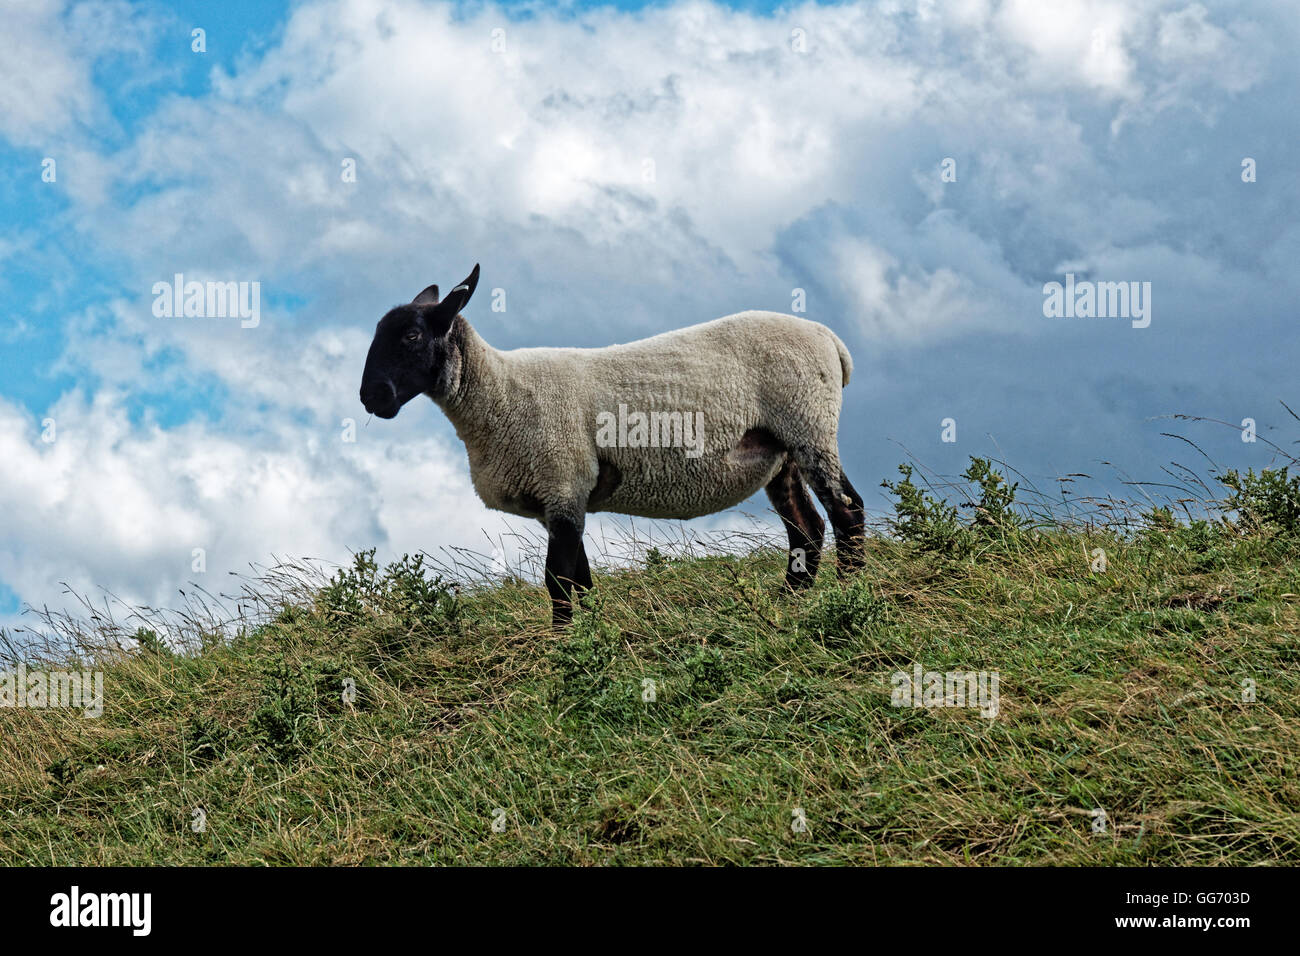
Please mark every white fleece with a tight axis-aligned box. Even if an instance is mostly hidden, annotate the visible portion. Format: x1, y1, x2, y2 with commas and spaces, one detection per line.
434, 311, 854, 524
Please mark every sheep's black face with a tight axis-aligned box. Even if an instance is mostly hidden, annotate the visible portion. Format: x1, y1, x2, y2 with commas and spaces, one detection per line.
360, 264, 480, 419
360, 306, 447, 417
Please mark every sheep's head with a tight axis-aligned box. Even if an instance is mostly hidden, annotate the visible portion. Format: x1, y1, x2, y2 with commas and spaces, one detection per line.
360, 264, 480, 418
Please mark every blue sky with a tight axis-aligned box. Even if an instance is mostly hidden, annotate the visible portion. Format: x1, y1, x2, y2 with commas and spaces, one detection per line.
1, 0, 1297, 628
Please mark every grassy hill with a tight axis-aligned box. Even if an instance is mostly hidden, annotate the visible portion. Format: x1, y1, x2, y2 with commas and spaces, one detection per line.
1, 458, 1297, 865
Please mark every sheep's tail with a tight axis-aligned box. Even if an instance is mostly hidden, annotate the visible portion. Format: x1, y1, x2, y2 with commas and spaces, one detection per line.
830, 330, 853, 387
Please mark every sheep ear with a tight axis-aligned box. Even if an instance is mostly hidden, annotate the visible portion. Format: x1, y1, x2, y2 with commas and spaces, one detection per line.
411, 284, 440, 306
437, 264, 480, 316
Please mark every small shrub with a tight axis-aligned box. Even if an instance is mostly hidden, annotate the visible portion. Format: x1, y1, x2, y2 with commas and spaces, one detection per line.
317, 549, 380, 626
248, 661, 319, 763
1220, 467, 1300, 535
881, 463, 972, 557
802, 580, 893, 646
318, 550, 461, 660
1141, 507, 1221, 558
962, 457, 1023, 535
683, 647, 732, 698
882, 458, 1026, 556
382, 553, 461, 634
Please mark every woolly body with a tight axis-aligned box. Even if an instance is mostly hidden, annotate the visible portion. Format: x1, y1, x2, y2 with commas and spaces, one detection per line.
436, 311, 852, 522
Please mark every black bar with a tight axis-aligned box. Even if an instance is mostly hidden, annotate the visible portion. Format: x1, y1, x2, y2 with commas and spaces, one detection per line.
2, 866, 1275, 942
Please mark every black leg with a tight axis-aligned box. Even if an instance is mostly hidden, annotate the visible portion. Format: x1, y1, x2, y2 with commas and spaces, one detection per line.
765, 457, 824, 589
572, 541, 594, 611
792, 446, 866, 578
575, 542, 593, 592
794, 485, 828, 581
837, 470, 866, 573
545, 513, 584, 628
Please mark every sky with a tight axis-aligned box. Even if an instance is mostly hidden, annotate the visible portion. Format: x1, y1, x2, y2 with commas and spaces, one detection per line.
0, 0, 1297, 633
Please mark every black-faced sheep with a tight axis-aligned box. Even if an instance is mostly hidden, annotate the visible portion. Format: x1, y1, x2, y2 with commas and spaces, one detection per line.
359, 265, 866, 626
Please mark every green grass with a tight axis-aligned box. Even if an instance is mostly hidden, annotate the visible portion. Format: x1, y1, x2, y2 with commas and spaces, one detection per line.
2, 461, 1298, 865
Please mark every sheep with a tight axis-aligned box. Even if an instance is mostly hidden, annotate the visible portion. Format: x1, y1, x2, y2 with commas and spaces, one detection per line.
359, 264, 866, 626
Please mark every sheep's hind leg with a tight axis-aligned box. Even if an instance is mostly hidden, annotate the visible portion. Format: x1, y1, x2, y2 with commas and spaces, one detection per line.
835, 470, 867, 573
545, 513, 585, 628
765, 457, 824, 589
790, 447, 866, 577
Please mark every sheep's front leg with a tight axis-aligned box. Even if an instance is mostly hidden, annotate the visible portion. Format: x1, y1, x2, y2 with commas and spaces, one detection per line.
575, 542, 593, 593
545, 513, 585, 628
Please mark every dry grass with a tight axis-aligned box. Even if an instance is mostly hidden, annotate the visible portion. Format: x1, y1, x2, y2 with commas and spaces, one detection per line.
0, 500, 1296, 864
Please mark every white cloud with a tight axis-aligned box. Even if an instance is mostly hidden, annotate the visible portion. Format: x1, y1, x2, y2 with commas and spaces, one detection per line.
1, 0, 1292, 631
0, 0, 96, 146
831, 234, 993, 341
0, 0, 159, 151
0, 387, 523, 631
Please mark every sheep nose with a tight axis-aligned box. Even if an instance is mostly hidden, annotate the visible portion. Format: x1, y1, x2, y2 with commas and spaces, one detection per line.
360, 378, 396, 413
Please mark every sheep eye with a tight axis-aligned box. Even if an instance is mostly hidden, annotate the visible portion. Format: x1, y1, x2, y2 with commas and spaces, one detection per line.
403, 330, 422, 344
